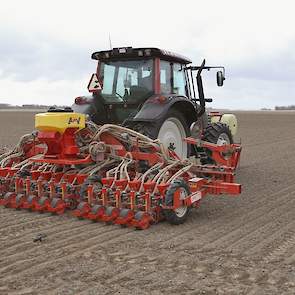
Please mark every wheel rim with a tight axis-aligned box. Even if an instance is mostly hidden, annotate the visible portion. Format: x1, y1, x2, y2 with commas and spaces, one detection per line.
158, 117, 187, 159
174, 188, 188, 218
217, 132, 230, 146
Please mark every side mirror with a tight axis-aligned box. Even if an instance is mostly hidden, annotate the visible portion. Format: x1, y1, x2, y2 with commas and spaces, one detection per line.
216, 71, 225, 87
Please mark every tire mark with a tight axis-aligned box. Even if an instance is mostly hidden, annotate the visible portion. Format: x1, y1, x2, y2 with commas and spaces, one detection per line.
0, 210, 59, 230
0, 219, 110, 260
0, 214, 62, 236
244, 219, 295, 256
264, 233, 295, 263
160, 187, 295, 249
205, 197, 295, 253
0, 227, 134, 282
0, 218, 90, 256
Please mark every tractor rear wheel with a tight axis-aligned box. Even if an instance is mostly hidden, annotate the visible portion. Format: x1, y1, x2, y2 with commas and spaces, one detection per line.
130, 109, 190, 159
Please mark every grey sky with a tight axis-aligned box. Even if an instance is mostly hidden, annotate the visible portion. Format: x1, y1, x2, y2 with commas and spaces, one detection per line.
0, 0, 294, 109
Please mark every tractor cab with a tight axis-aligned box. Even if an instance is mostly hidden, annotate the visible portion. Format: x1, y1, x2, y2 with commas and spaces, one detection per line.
73, 47, 196, 124
90, 47, 192, 100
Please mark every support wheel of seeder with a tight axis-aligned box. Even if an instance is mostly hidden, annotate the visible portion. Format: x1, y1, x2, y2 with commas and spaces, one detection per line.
163, 179, 190, 225
34, 197, 50, 212
13, 194, 27, 209
114, 208, 134, 227
1, 192, 15, 208
22, 195, 38, 210
132, 211, 151, 230
73, 201, 91, 219
101, 206, 120, 223
48, 198, 67, 214
87, 204, 105, 222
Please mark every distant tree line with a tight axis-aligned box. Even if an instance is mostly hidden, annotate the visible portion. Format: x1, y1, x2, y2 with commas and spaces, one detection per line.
0, 103, 11, 109
22, 104, 56, 109
0, 104, 66, 109
275, 105, 295, 110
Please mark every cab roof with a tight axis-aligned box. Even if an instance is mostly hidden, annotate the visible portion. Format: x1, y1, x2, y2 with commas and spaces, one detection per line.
91, 47, 192, 64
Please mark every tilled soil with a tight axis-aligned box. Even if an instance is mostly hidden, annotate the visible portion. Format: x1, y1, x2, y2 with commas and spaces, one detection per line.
0, 111, 295, 295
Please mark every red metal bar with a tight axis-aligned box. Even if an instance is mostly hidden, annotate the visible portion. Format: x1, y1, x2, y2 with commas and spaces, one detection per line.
87, 185, 94, 204
61, 182, 67, 201
32, 154, 92, 165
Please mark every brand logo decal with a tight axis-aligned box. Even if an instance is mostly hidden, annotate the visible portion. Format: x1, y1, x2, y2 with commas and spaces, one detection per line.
68, 117, 81, 125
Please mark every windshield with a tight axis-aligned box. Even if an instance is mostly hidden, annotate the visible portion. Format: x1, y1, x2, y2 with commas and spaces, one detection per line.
99, 59, 154, 103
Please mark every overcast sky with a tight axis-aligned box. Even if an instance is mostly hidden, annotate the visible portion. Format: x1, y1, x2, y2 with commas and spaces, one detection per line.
0, 0, 294, 109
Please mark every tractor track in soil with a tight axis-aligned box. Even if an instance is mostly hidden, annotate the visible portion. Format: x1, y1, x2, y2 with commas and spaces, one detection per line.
157, 183, 295, 249
0, 111, 295, 294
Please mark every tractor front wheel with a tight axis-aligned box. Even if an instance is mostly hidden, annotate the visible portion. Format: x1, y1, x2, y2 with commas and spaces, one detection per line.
203, 122, 233, 145
202, 122, 233, 164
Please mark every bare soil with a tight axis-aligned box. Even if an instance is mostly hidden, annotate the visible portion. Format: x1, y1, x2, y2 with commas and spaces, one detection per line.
0, 111, 295, 295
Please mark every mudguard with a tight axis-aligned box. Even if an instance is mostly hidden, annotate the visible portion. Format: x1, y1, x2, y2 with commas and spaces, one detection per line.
133, 95, 197, 123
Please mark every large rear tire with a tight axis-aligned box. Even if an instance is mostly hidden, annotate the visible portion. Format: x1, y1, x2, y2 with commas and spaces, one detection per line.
129, 109, 191, 159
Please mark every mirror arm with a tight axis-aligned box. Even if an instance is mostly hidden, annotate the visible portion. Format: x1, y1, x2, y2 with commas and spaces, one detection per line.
188, 65, 225, 76
196, 59, 206, 117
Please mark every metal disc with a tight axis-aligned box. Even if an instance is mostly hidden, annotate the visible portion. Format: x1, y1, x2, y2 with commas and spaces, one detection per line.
174, 187, 188, 218
217, 133, 231, 146
158, 117, 187, 159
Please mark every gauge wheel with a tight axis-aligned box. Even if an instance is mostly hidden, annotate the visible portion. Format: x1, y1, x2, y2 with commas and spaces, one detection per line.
163, 179, 190, 225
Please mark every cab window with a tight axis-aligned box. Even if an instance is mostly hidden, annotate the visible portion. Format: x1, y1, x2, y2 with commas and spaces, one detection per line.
101, 64, 115, 95
160, 61, 172, 94
99, 59, 153, 103
173, 63, 186, 96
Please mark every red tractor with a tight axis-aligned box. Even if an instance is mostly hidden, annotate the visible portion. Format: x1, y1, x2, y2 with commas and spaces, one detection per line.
73, 47, 238, 160
0, 47, 241, 229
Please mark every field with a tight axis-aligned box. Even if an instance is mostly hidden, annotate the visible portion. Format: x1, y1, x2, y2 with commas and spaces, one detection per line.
0, 111, 295, 295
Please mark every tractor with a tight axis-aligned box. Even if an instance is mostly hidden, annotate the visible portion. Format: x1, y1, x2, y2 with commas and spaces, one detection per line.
0, 47, 241, 229
72, 47, 238, 160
